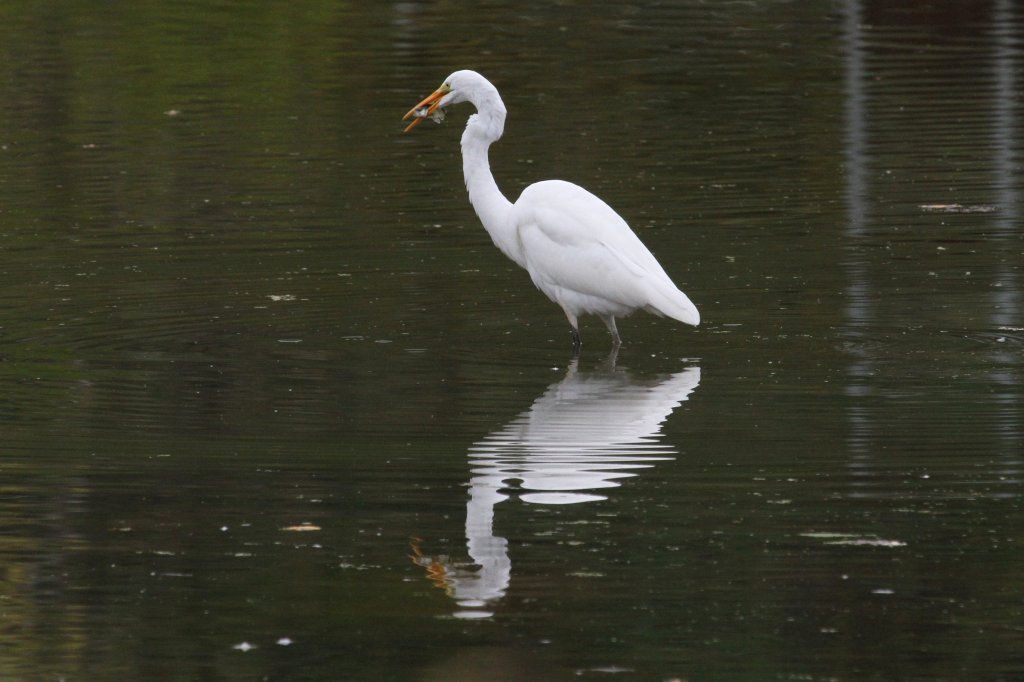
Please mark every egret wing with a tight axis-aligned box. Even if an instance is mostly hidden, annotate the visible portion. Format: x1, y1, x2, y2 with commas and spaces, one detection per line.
513, 181, 681, 309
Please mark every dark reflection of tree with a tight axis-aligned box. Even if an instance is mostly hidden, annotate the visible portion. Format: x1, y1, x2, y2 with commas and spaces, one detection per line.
841, 0, 1023, 483
839, 3, 1023, 677
0, 475, 89, 678
412, 359, 700, 619
988, 0, 1022, 474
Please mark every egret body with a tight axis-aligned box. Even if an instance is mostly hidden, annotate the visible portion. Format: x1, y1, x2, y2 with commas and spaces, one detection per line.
404, 70, 699, 351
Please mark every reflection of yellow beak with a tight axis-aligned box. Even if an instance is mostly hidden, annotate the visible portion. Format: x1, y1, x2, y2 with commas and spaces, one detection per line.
409, 536, 454, 596
402, 89, 446, 132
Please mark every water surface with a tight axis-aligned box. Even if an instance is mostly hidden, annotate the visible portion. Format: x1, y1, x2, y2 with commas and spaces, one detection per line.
1, 1, 1022, 680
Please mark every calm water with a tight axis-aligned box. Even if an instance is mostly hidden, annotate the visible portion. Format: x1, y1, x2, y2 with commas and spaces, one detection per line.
2, 1, 1022, 680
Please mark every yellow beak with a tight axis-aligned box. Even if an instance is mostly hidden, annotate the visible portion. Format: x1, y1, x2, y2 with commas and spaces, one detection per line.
402, 88, 446, 133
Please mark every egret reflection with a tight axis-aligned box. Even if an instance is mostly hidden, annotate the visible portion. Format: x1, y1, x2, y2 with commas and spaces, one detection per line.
412, 359, 700, 618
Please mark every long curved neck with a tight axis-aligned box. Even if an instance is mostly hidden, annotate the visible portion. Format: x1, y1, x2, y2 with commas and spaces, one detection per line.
461, 93, 521, 266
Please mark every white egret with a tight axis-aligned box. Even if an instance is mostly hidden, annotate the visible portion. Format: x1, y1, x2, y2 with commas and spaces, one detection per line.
403, 70, 699, 352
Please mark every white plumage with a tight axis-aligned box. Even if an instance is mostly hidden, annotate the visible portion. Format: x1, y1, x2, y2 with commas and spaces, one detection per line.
404, 70, 699, 351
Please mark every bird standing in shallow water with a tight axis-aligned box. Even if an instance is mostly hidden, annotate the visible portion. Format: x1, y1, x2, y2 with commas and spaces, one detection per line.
403, 70, 699, 352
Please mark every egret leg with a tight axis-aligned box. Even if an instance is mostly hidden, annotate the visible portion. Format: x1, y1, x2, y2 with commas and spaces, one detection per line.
600, 315, 622, 348
562, 308, 582, 354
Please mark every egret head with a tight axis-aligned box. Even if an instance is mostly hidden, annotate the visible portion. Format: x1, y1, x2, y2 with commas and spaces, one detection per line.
402, 70, 495, 132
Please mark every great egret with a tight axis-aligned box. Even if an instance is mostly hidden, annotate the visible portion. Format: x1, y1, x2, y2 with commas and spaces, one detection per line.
403, 70, 699, 352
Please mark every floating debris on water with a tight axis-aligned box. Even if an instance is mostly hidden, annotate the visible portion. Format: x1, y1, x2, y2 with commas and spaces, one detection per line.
801, 532, 906, 548
919, 203, 996, 213
281, 523, 321, 532
827, 538, 907, 547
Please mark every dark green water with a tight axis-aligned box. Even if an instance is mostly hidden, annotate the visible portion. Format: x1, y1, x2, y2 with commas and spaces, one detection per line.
2, 1, 1022, 680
